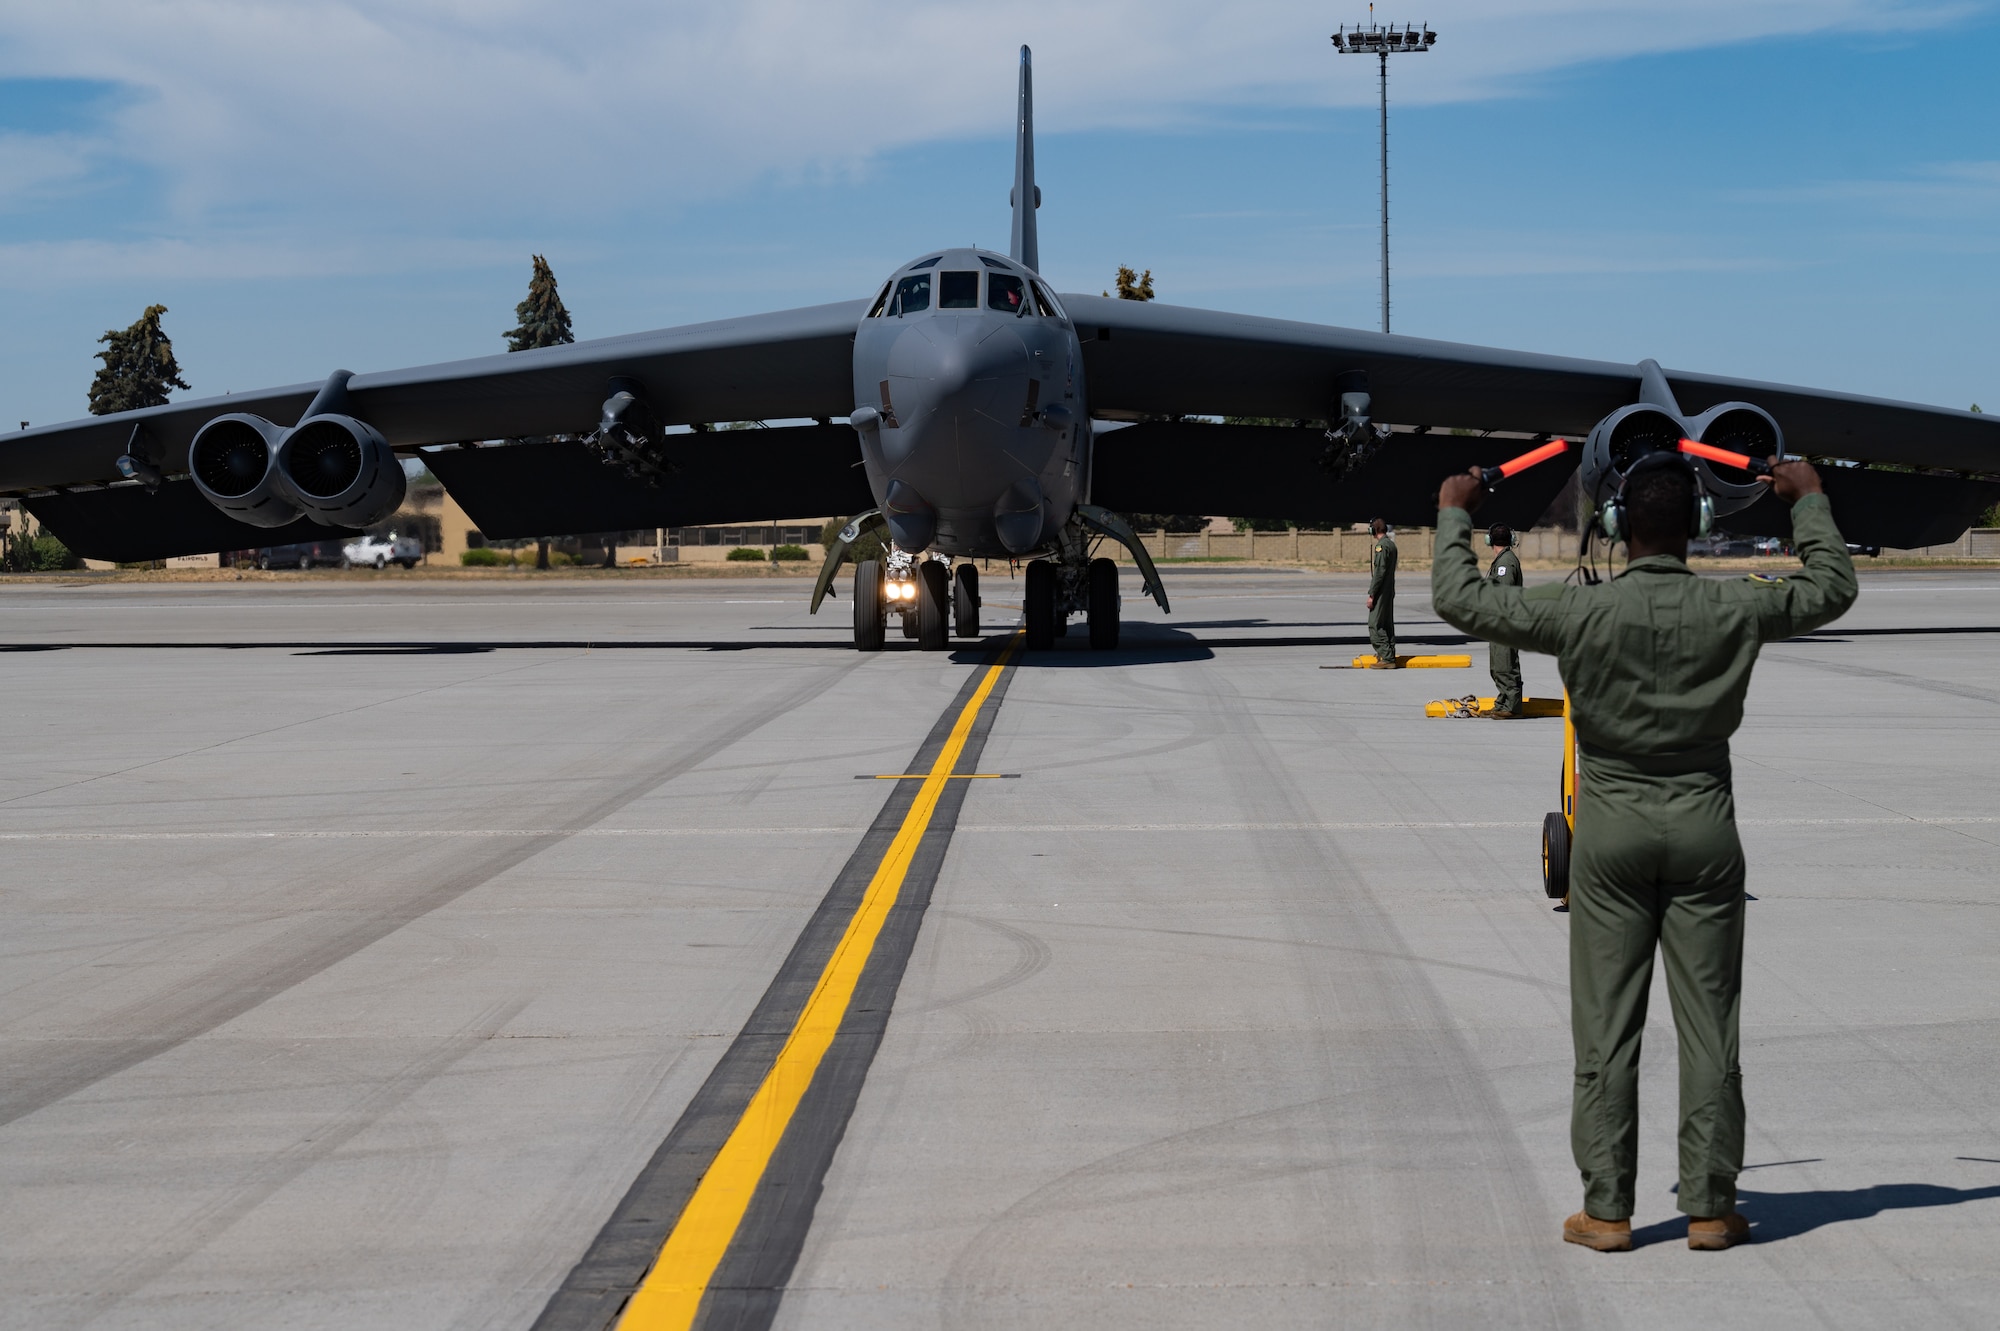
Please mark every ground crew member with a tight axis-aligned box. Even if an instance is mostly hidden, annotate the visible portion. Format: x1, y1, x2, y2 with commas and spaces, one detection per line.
1486, 524, 1524, 716
1431, 453, 1856, 1253
1366, 517, 1398, 666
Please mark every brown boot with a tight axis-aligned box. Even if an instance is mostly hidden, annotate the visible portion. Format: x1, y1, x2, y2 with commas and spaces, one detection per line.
1687, 1212, 1751, 1250
1562, 1211, 1632, 1252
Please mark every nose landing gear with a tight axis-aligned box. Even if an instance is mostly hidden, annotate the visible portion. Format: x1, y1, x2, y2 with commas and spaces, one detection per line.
953, 563, 981, 639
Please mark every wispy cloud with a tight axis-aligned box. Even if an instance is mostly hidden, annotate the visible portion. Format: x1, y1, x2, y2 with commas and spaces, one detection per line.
0, 0, 1982, 249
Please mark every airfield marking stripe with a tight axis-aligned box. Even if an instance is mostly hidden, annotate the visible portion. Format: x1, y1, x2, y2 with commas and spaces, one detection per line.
525, 633, 1022, 1331
614, 638, 1016, 1330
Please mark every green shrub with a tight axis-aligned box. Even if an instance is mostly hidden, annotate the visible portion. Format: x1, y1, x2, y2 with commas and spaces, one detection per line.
2, 531, 79, 571
770, 544, 810, 562
549, 550, 576, 567
726, 546, 766, 561
459, 548, 508, 566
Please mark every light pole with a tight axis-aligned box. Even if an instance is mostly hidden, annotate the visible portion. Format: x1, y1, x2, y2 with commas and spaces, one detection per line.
1333, 11, 1437, 335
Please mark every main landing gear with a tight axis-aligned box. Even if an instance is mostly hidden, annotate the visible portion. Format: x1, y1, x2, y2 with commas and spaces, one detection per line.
1022, 515, 1127, 652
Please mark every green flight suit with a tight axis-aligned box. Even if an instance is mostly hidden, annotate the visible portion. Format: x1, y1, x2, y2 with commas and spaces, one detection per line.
1367, 533, 1398, 665
1430, 494, 1856, 1220
1486, 544, 1523, 712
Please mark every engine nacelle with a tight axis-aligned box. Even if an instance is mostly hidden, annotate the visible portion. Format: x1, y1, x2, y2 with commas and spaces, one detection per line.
1581, 400, 1785, 520
188, 414, 302, 528
278, 414, 406, 526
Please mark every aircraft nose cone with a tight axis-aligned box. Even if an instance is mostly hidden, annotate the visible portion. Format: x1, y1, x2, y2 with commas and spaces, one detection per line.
887, 319, 1027, 400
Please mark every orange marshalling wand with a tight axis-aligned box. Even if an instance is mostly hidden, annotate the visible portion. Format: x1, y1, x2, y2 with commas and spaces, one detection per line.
1477, 438, 1571, 488
1678, 438, 1774, 476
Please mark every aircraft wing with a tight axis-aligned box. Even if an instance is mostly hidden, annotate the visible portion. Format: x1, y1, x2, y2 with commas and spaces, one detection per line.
1064, 294, 2000, 546
1, 301, 868, 561
1060, 294, 1998, 467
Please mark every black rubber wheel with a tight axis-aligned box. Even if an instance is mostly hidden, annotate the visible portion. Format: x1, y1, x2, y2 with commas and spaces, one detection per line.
1087, 557, 1120, 650
1542, 811, 1571, 900
1024, 560, 1056, 650
374, 555, 387, 570
400, 559, 416, 569
917, 560, 950, 651
298, 555, 311, 570
257, 555, 270, 571
953, 563, 981, 638
853, 558, 885, 651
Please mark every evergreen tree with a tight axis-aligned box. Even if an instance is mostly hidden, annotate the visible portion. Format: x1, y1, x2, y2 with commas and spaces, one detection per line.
503, 255, 575, 352
1113, 266, 1155, 301
503, 255, 576, 568
87, 304, 190, 416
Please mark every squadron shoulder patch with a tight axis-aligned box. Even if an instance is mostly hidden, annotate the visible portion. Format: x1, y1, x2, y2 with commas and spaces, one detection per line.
1745, 573, 1788, 585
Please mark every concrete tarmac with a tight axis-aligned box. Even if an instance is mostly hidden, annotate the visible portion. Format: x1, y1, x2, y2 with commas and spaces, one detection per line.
1, 568, 1996, 1329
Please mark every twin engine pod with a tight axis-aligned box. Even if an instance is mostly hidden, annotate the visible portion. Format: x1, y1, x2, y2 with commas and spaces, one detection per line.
1580, 400, 1783, 521
188, 410, 405, 529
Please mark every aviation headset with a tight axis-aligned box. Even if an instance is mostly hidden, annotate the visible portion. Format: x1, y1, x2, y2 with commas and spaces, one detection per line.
1598, 448, 1715, 543
1485, 524, 1513, 549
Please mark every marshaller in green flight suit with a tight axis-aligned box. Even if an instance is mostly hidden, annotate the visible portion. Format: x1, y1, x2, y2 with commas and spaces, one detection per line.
1486, 524, 1524, 715
1366, 517, 1398, 666
1431, 452, 1856, 1253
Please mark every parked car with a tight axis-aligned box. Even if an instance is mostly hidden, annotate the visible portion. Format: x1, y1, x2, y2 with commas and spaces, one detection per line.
340, 534, 423, 569
1687, 535, 1755, 558
254, 539, 349, 570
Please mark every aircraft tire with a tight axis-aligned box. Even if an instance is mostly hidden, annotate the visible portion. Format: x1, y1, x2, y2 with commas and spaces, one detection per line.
853, 559, 886, 651
917, 560, 950, 651
953, 563, 981, 638
1087, 557, 1120, 650
1542, 811, 1571, 899
1024, 560, 1056, 650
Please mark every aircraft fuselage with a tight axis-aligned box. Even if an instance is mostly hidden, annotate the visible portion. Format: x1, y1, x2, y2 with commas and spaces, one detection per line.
850, 247, 1085, 560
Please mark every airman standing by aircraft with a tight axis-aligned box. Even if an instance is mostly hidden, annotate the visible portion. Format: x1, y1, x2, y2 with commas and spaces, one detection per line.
1431, 452, 1856, 1253
1366, 517, 1398, 666
1485, 523, 1523, 715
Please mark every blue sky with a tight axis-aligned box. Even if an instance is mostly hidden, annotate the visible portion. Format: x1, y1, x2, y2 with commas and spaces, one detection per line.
1, 1, 1994, 431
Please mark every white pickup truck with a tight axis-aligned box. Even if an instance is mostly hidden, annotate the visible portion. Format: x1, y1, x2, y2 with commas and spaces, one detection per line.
340, 534, 424, 569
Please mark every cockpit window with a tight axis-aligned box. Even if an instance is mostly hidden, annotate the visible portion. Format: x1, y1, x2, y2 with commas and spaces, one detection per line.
988, 273, 1027, 314
977, 255, 1011, 269
939, 271, 980, 309
865, 281, 891, 318
892, 274, 931, 314
1030, 281, 1064, 320
909, 255, 942, 269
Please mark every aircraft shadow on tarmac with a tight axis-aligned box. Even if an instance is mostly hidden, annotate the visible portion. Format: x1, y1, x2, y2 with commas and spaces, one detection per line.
0, 640, 861, 653
1627, 1181, 2000, 1247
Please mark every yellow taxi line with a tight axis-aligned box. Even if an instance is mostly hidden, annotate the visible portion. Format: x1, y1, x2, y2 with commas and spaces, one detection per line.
615, 635, 1019, 1331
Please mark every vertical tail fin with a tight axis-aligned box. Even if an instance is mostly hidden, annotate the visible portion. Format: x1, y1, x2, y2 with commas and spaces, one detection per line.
1009, 45, 1039, 273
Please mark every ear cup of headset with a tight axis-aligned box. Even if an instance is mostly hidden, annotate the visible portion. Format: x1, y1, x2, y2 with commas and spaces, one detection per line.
1605, 450, 1711, 544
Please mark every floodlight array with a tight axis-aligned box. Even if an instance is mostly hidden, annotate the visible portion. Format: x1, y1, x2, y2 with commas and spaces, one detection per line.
1331, 23, 1437, 53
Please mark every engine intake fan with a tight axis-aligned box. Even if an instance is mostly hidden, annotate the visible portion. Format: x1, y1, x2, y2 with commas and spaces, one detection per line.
186, 370, 406, 531
1581, 399, 1784, 522
188, 414, 300, 528
280, 414, 405, 526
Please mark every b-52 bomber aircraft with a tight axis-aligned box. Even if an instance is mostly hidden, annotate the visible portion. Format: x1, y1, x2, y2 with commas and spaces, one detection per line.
5, 46, 1996, 651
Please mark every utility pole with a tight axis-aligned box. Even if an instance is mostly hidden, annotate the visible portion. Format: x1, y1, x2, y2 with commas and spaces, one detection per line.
1333, 10, 1437, 335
